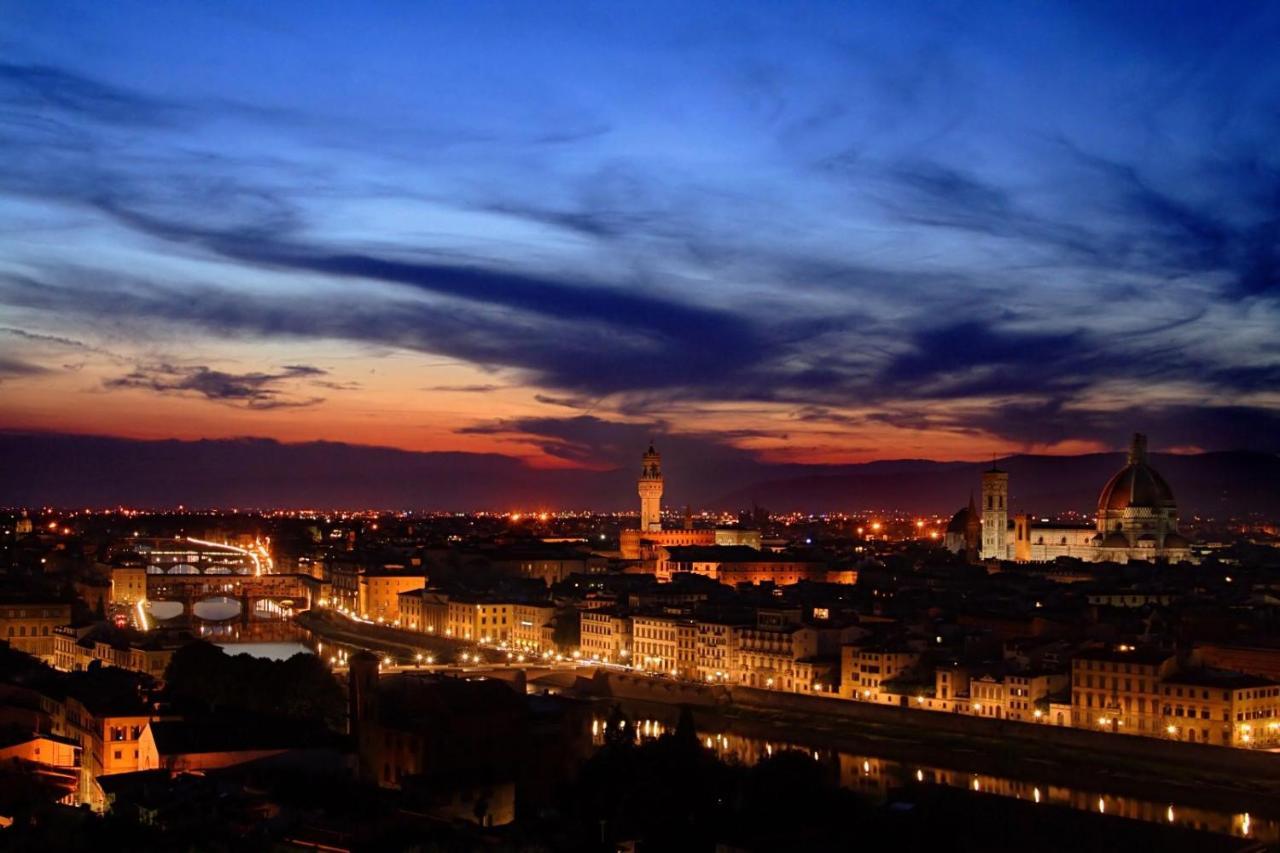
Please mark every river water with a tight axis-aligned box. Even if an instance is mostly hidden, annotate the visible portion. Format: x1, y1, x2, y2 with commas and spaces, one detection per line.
592, 715, 1275, 843
291, 614, 1275, 842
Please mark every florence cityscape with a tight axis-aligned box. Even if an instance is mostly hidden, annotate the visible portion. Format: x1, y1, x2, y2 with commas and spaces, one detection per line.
2, 2, 1280, 851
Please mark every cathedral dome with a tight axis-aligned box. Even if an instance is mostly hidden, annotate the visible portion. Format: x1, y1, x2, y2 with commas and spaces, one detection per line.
946, 506, 972, 534
1097, 433, 1176, 513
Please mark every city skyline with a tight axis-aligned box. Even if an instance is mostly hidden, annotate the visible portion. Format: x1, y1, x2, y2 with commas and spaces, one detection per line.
2, 1, 1279, 480
3, 6, 1280, 848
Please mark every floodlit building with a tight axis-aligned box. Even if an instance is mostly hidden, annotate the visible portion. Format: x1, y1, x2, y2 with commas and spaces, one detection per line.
511, 602, 557, 653
618, 444, 762, 561
579, 609, 631, 663
0, 599, 73, 663
1158, 670, 1280, 748
109, 565, 148, 606
359, 567, 429, 624
694, 616, 742, 683
950, 434, 1194, 564
734, 622, 831, 693
657, 545, 829, 586
1071, 646, 1177, 736
841, 645, 920, 701
631, 612, 697, 678
52, 626, 176, 679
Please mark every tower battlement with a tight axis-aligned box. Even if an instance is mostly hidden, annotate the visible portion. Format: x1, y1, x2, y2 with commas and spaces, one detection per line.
638, 443, 664, 532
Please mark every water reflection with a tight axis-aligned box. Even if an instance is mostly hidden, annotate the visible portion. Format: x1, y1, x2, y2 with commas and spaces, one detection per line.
207, 620, 315, 661
215, 641, 312, 660
592, 716, 1275, 842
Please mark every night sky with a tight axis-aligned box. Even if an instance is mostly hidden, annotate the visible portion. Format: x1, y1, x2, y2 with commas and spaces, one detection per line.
2, 1, 1279, 479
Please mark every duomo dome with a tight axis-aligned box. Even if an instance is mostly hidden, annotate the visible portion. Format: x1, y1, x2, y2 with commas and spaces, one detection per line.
1097, 433, 1177, 514
1094, 433, 1184, 555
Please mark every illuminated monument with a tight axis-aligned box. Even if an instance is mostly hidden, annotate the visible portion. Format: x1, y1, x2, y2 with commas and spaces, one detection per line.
618, 442, 761, 561
948, 433, 1193, 564
980, 465, 1008, 560
638, 443, 663, 532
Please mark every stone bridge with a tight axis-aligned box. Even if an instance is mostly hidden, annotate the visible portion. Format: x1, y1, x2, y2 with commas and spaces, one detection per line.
145, 573, 311, 623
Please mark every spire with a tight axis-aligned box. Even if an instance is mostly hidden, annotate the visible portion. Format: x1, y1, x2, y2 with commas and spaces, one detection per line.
1128, 433, 1148, 465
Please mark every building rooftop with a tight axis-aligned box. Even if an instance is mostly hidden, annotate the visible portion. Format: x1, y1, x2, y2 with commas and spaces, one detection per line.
1072, 645, 1173, 666
664, 545, 817, 563
1163, 668, 1278, 690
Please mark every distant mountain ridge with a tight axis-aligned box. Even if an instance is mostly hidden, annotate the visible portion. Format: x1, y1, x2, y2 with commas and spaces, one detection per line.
0, 431, 1276, 517
713, 451, 1280, 517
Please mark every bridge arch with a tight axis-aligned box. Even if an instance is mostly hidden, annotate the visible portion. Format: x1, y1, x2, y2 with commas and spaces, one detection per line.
192, 596, 241, 621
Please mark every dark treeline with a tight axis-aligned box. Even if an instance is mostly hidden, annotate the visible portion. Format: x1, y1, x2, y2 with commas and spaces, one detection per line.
163, 641, 346, 729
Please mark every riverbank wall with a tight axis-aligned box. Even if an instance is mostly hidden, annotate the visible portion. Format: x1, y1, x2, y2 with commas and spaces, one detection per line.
581, 671, 1280, 783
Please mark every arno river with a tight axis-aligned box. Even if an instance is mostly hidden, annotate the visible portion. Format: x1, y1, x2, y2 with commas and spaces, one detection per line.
591, 713, 1275, 842
229, 614, 1275, 845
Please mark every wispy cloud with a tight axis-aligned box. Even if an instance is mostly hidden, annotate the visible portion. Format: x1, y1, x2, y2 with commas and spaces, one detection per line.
104, 363, 327, 409
1, 2, 1278, 458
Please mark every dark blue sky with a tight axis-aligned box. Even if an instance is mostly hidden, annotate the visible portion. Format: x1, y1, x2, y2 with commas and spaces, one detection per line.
1, 1, 1278, 471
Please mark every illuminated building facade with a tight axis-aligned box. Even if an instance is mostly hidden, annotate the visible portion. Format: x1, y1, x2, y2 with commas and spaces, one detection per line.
734, 624, 827, 692
1159, 671, 1280, 747
580, 609, 631, 663
0, 600, 72, 663
980, 466, 1009, 560
109, 566, 147, 606
1072, 646, 1178, 736
64, 697, 151, 809
694, 617, 741, 683
511, 602, 556, 653
840, 646, 920, 701
638, 443, 663, 533
359, 568, 429, 624
52, 627, 175, 679
953, 434, 1194, 564
632, 613, 697, 678
658, 545, 829, 586
618, 443, 762, 561
397, 588, 424, 630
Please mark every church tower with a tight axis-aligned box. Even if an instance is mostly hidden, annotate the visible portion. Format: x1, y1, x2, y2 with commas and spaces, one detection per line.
638, 443, 664, 532
980, 465, 1009, 560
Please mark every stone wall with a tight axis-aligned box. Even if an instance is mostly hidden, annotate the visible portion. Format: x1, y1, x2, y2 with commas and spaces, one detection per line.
586, 671, 1280, 781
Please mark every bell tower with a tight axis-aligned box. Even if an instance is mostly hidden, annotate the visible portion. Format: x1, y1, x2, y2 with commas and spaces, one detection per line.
638, 443, 664, 532
980, 464, 1009, 560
